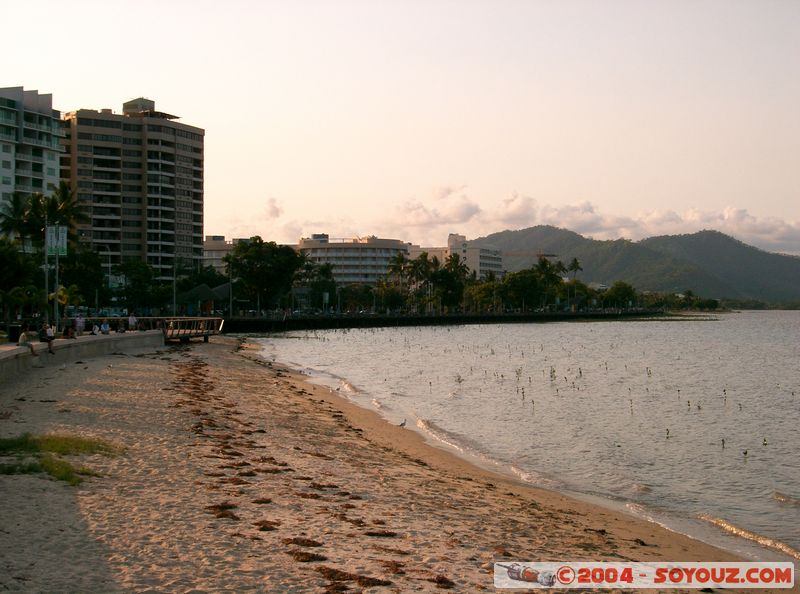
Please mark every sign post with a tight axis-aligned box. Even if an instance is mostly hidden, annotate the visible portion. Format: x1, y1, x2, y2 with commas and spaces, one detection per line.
47, 226, 68, 331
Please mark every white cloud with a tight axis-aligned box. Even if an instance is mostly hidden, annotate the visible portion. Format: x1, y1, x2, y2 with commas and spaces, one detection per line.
222, 188, 800, 256
380, 190, 800, 255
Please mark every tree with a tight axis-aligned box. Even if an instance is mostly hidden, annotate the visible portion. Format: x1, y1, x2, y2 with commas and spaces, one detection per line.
567, 257, 583, 280
534, 257, 563, 308
432, 253, 470, 310
294, 261, 337, 310
117, 259, 155, 311
177, 264, 227, 293
59, 247, 109, 310
0, 192, 32, 244
387, 252, 409, 293
224, 236, 305, 311
501, 269, 540, 311
603, 281, 637, 308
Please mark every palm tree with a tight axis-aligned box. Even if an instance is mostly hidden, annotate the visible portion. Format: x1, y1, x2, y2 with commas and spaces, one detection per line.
535, 256, 563, 309
0, 191, 32, 244
25, 182, 88, 248
387, 252, 408, 293
567, 257, 583, 280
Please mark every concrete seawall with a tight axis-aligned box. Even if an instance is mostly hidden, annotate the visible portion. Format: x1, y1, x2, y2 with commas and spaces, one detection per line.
0, 330, 165, 384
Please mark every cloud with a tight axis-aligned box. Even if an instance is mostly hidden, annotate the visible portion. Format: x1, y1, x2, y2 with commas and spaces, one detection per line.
495, 193, 538, 226
527, 202, 800, 255
433, 185, 468, 201
263, 197, 283, 219
396, 194, 482, 228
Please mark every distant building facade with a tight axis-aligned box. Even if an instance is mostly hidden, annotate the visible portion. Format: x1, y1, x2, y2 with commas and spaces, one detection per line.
0, 87, 62, 213
409, 233, 504, 280
62, 98, 204, 282
297, 234, 410, 285
203, 235, 247, 274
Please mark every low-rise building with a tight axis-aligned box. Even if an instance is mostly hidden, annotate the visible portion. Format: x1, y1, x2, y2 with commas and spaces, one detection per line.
203, 235, 242, 273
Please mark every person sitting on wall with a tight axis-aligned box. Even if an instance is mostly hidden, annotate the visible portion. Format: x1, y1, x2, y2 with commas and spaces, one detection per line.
62, 323, 76, 339
39, 323, 55, 354
100, 320, 110, 335
18, 323, 38, 356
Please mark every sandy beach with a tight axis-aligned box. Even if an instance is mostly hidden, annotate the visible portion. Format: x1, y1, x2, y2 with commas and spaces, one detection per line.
0, 336, 795, 593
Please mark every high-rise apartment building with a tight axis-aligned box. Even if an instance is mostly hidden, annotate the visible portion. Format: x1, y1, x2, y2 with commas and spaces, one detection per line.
0, 87, 62, 212
62, 98, 204, 282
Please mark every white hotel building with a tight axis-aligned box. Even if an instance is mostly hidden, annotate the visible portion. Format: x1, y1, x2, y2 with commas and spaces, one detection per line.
296, 234, 410, 286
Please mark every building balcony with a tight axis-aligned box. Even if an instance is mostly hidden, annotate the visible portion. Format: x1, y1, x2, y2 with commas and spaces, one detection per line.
21, 136, 60, 150
23, 120, 54, 133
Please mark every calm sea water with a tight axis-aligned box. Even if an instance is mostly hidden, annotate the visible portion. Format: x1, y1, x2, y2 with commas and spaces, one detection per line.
254, 311, 800, 560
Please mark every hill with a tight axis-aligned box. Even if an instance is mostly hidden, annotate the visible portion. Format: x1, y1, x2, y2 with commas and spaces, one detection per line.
640, 230, 800, 303
474, 226, 800, 302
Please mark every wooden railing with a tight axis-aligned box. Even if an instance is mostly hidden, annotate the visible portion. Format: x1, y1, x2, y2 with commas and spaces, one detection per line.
161, 317, 224, 342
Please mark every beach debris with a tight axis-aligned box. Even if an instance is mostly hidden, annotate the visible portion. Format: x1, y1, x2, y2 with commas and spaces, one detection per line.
252, 497, 272, 504
286, 549, 327, 562
283, 537, 323, 547
316, 566, 392, 588
253, 519, 281, 531
427, 574, 457, 589
204, 501, 240, 520
364, 530, 398, 537
379, 559, 406, 574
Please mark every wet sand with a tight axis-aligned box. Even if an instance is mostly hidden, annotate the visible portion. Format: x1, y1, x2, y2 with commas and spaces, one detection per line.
0, 337, 795, 593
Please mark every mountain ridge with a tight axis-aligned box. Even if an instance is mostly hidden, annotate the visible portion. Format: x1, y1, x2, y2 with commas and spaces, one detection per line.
473, 226, 800, 303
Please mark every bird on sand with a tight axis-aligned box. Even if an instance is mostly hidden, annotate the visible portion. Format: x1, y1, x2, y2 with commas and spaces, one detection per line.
398, 419, 407, 428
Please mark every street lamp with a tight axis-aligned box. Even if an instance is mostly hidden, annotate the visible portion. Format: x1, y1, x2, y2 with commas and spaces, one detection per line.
94, 243, 112, 316
96, 243, 112, 289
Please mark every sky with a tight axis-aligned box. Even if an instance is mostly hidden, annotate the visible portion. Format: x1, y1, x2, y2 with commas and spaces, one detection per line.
7, 0, 800, 253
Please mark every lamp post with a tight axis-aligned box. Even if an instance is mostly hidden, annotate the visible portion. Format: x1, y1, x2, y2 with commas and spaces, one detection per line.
96, 243, 112, 315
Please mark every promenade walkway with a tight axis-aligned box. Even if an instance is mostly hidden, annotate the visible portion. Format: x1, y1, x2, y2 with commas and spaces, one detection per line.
0, 330, 165, 383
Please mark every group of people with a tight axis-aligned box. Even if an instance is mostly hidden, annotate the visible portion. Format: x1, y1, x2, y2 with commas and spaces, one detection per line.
16, 313, 140, 355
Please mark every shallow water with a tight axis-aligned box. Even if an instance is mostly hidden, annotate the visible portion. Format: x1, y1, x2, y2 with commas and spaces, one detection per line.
255, 311, 800, 560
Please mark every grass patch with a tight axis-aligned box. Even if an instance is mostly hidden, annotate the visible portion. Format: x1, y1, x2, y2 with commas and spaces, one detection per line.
0, 460, 43, 475
0, 433, 122, 456
0, 433, 121, 485
39, 454, 101, 486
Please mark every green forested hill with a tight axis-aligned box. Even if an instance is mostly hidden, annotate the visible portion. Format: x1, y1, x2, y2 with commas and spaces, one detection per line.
475, 226, 800, 302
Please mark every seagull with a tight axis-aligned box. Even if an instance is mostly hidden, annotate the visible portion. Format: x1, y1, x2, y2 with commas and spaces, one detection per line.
398, 419, 407, 428
743, 450, 748, 457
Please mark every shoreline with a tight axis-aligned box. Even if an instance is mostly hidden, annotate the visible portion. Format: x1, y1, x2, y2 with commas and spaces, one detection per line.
1, 336, 795, 592
285, 360, 799, 566
252, 346, 784, 563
